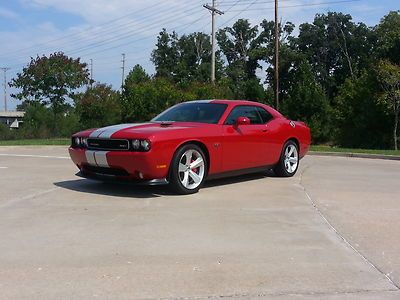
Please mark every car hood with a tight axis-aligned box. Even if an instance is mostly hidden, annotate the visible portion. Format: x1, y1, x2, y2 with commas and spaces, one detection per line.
86, 122, 212, 138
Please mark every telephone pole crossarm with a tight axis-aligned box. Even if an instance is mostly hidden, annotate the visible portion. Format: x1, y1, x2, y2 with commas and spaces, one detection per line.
203, 4, 224, 15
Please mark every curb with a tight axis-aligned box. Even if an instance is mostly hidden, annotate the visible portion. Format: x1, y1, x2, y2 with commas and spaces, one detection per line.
309, 151, 400, 161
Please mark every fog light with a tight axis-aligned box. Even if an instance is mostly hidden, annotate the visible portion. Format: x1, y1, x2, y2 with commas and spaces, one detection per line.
138, 172, 144, 179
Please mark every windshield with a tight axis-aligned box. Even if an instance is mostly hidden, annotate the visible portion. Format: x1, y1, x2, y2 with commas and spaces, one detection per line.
152, 103, 227, 124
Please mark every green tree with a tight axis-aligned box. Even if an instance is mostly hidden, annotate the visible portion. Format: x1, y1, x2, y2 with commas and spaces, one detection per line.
74, 83, 122, 129
334, 71, 392, 149
295, 13, 375, 99
10, 52, 90, 114
282, 61, 331, 143
151, 30, 223, 83
121, 77, 184, 122
125, 64, 151, 85
376, 60, 400, 150
151, 29, 179, 80
259, 19, 297, 102
375, 11, 400, 64
9, 52, 90, 136
17, 102, 54, 138
216, 19, 260, 92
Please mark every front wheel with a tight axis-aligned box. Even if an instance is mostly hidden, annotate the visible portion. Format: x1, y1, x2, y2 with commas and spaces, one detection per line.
274, 140, 299, 177
169, 144, 207, 194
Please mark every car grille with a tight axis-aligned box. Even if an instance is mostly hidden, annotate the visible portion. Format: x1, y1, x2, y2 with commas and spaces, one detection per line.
87, 138, 130, 151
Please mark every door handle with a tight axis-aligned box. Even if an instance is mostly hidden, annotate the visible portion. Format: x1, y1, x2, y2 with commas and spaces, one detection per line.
262, 129, 268, 132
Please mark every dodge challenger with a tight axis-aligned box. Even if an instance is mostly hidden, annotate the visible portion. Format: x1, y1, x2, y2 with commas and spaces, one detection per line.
69, 100, 311, 194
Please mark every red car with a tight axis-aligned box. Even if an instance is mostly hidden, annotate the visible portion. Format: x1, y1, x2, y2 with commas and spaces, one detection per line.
69, 100, 311, 194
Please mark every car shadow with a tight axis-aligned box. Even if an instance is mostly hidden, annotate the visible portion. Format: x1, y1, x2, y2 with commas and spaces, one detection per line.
203, 169, 275, 188
53, 179, 169, 199
54, 170, 276, 198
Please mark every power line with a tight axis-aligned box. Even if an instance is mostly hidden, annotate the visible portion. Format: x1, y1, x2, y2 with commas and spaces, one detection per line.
0, 0, 168, 58
6, 2, 203, 63
228, 0, 361, 11
6, 6, 205, 68
217, 0, 261, 28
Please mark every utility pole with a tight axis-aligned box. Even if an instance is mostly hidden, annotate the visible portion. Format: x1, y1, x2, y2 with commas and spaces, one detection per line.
203, 1, 224, 84
274, 0, 280, 110
89, 59, 93, 86
1, 67, 10, 112
121, 53, 126, 91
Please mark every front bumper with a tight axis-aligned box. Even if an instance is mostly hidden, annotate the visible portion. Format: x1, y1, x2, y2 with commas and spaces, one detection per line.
69, 147, 170, 181
76, 171, 168, 185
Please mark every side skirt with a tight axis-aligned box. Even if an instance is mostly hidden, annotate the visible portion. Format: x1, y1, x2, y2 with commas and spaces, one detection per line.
206, 165, 274, 181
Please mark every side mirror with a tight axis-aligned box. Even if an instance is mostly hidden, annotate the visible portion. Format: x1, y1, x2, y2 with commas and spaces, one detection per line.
235, 116, 250, 127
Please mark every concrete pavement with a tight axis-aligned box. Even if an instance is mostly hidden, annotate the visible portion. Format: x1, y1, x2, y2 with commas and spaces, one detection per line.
0, 146, 399, 299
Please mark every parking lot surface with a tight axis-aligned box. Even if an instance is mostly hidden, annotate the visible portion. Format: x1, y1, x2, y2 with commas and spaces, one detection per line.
0, 146, 399, 299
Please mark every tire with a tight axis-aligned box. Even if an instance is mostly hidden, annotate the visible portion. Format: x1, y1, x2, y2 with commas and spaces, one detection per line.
169, 144, 207, 194
273, 140, 299, 177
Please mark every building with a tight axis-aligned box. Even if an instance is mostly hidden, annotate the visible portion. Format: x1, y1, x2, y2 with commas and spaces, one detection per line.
0, 111, 25, 129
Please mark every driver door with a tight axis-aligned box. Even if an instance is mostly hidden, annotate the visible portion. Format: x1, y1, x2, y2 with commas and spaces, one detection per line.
221, 105, 270, 172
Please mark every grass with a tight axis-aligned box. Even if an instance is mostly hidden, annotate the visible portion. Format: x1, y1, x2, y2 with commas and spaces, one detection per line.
0, 138, 70, 146
311, 145, 400, 156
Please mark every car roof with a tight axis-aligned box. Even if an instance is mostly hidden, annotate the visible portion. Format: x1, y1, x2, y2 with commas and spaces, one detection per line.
187, 99, 265, 105
187, 99, 283, 118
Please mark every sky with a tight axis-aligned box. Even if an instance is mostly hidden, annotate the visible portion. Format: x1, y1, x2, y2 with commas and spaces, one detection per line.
0, 0, 399, 110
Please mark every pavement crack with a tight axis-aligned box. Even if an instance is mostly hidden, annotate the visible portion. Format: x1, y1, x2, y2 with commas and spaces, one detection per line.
298, 163, 400, 290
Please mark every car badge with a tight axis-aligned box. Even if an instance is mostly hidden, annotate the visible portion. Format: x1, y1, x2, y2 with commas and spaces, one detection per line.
290, 121, 296, 128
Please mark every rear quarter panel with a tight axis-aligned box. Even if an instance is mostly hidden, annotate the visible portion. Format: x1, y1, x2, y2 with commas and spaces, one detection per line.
268, 118, 311, 161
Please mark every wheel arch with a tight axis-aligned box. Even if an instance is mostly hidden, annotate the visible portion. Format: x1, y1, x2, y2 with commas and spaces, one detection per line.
286, 137, 300, 151
169, 140, 211, 177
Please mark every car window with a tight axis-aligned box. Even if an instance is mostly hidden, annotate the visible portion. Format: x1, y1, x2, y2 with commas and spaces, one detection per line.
224, 105, 264, 125
153, 103, 227, 124
256, 107, 273, 123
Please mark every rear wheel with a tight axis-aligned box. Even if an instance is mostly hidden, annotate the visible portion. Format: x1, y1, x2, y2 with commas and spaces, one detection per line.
169, 144, 207, 194
274, 140, 299, 177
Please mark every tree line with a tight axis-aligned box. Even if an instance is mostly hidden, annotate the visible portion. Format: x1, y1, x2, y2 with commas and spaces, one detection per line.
1, 11, 399, 150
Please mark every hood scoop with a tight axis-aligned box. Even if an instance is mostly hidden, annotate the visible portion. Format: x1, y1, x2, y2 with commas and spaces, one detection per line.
159, 121, 174, 127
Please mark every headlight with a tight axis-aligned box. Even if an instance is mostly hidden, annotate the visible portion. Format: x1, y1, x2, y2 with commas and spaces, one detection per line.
141, 140, 151, 151
72, 136, 88, 148
131, 139, 151, 151
81, 138, 88, 147
132, 139, 140, 150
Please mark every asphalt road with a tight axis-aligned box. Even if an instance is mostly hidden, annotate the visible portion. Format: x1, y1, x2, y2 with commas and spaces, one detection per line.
0, 146, 399, 300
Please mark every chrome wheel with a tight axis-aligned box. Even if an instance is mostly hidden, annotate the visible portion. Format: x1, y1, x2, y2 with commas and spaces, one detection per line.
284, 144, 298, 174
178, 149, 205, 190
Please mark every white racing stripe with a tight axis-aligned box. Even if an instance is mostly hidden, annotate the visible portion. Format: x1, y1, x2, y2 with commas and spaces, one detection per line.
94, 151, 109, 167
89, 123, 147, 138
85, 150, 97, 166
86, 123, 147, 167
